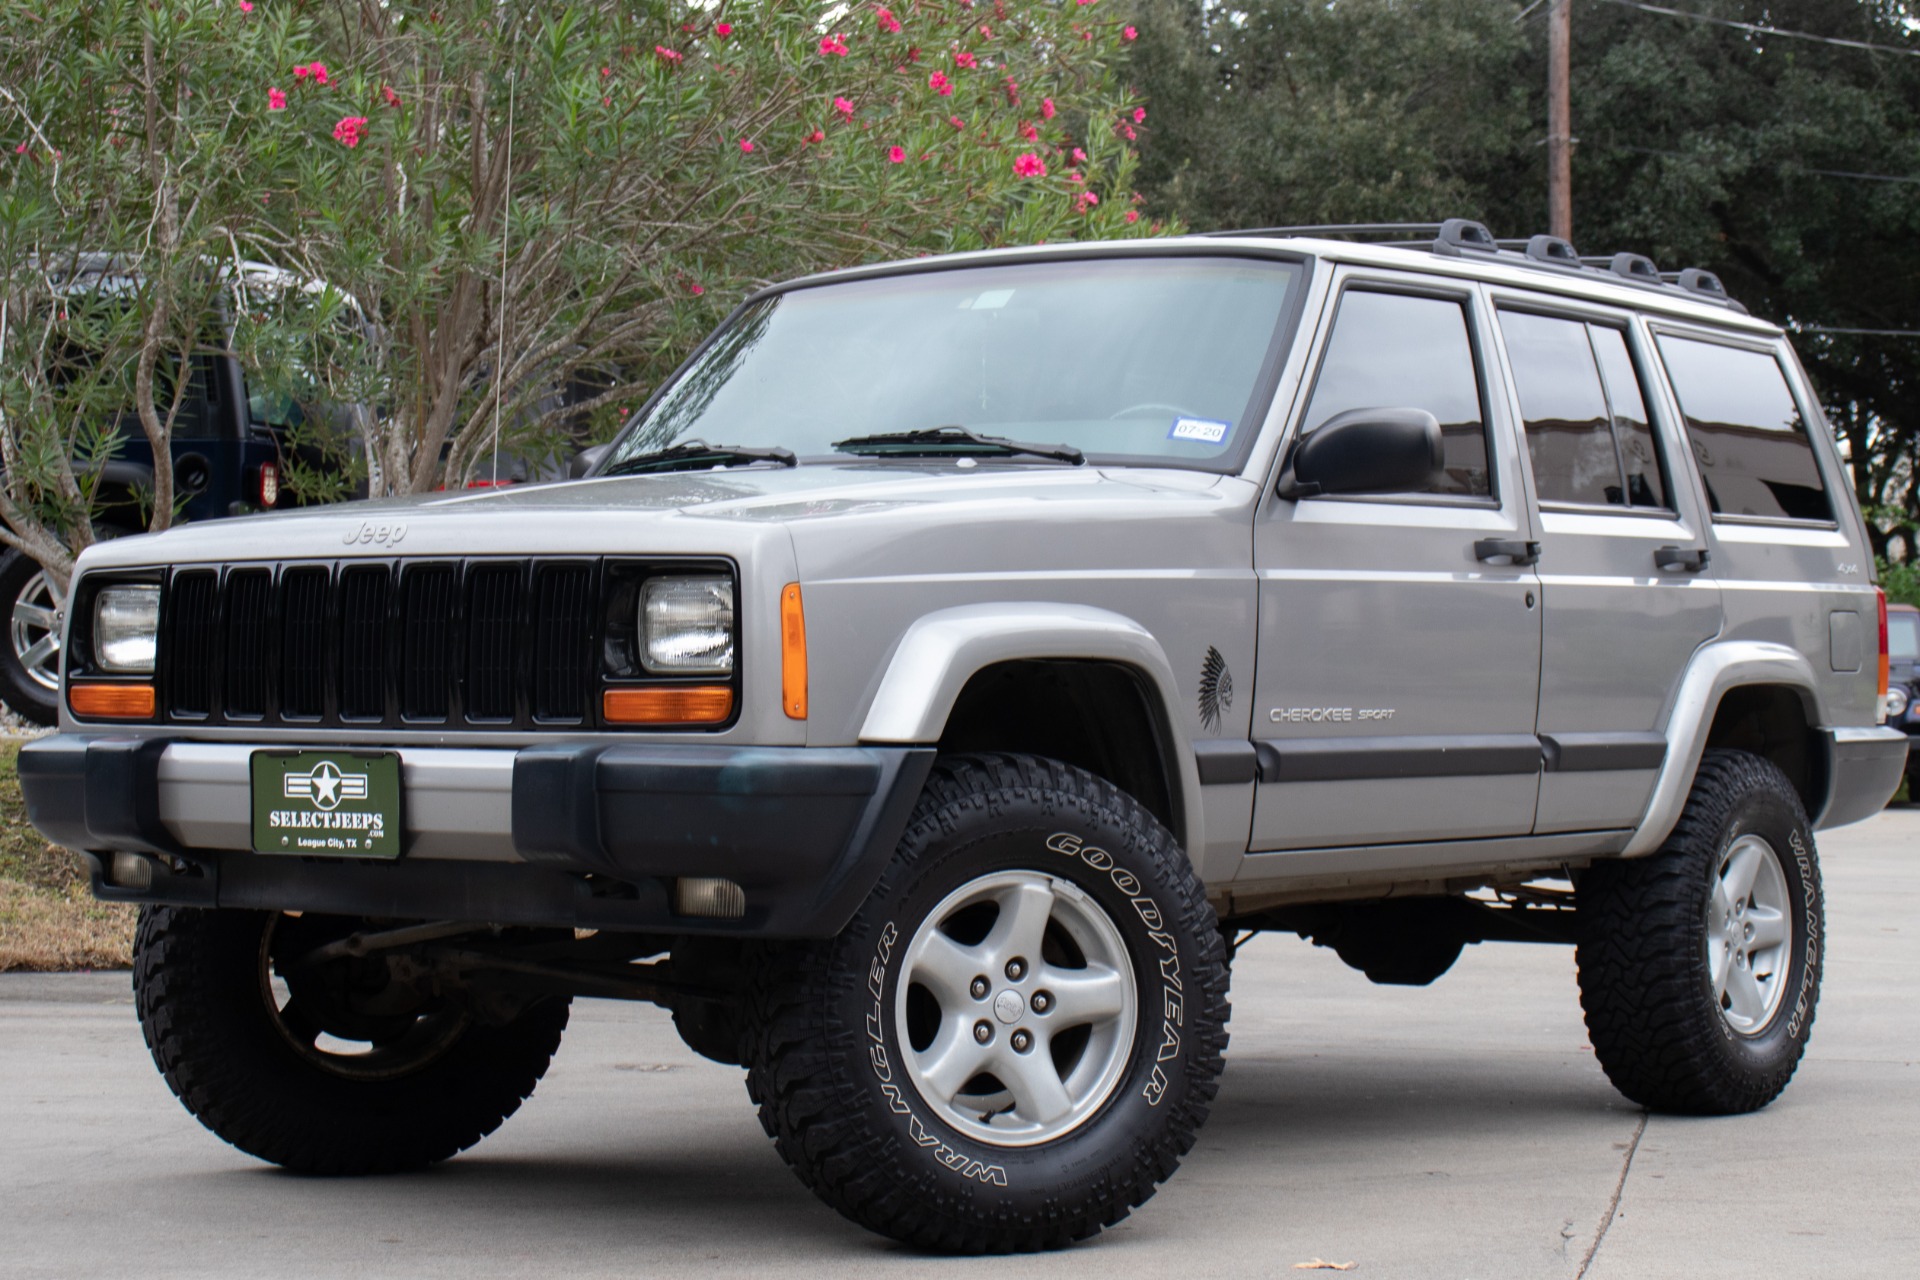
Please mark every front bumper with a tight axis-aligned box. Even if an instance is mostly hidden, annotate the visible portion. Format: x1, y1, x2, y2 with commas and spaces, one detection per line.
17, 735, 933, 937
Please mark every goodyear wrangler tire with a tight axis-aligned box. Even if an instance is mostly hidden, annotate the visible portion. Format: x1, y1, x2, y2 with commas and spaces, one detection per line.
1576, 749, 1823, 1115
133, 906, 570, 1175
741, 753, 1230, 1253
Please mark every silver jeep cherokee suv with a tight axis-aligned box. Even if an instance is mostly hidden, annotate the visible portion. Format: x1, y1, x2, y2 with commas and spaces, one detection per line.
21, 219, 1906, 1253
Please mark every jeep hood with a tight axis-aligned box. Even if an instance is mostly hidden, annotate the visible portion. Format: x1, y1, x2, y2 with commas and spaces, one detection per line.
73, 463, 1250, 574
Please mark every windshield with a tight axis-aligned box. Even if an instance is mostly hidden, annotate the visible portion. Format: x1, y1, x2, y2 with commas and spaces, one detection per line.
606, 255, 1304, 471
1892, 611, 1920, 663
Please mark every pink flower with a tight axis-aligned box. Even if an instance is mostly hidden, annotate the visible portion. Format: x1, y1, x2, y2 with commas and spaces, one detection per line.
1122, 25, 1138, 40
739, 137, 755, 153
1125, 210, 1140, 223
1013, 152, 1046, 178
1041, 97, 1056, 120
1019, 120, 1038, 141
887, 145, 906, 163
601, 66, 612, 77
381, 84, 400, 108
1075, 191, 1099, 213
293, 64, 308, 79
1076, 0, 1096, 6
1004, 75, 1020, 103
714, 22, 733, 36
1072, 147, 1087, 162
819, 34, 849, 56
1132, 107, 1146, 123
1066, 170, 1084, 183
332, 115, 369, 147
929, 71, 953, 96
655, 45, 683, 64
13, 142, 27, 155
954, 51, 978, 69
267, 87, 287, 111
238, 0, 253, 11
689, 282, 705, 296
949, 115, 965, 130
1121, 123, 1136, 141
875, 6, 902, 33
804, 129, 825, 144
979, 24, 993, 38
834, 96, 855, 120
306, 62, 330, 85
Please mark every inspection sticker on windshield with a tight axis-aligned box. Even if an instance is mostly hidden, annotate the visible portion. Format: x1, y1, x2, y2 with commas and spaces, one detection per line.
1168, 417, 1231, 445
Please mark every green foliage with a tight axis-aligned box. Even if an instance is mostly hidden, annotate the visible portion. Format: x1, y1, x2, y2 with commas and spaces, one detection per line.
1879, 556, 1920, 608
2, 0, 1161, 552
1131, 0, 1920, 554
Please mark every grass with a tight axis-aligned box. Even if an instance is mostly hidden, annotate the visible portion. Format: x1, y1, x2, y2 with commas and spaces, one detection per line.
0, 742, 134, 971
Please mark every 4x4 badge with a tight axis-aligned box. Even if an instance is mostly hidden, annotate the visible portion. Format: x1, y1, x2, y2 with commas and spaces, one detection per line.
1199, 646, 1234, 731
282, 760, 369, 812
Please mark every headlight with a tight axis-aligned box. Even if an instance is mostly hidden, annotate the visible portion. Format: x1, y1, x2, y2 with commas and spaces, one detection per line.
1886, 686, 1910, 720
94, 584, 161, 673
641, 576, 735, 674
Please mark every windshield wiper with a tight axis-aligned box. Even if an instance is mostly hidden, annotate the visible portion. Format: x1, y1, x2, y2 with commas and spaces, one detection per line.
601, 440, 798, 476
832, 426, 1084, 465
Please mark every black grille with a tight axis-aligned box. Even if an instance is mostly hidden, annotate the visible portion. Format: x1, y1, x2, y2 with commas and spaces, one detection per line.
156, 558, 627, 730
533, 564, 594, 722
166, 571, 218, 717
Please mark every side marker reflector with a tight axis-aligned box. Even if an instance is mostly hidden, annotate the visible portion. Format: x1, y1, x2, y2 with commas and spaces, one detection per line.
781, 582, 808, 720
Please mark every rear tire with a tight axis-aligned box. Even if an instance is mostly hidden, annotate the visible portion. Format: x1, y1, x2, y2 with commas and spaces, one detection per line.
741, 753, 1230, 1253
133, 906, 570, 1174
1576, 749, 1822, 1114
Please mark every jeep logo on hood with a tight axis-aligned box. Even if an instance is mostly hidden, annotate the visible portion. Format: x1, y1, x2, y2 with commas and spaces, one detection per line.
343, 521, 406, 547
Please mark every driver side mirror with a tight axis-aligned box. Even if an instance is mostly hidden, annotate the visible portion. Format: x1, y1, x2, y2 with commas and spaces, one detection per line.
1276, 408, 1445, 500
569, 443, 612, 479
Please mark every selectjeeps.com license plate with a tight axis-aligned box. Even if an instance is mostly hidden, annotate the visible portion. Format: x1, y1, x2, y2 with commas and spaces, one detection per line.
250, 751, 404, 859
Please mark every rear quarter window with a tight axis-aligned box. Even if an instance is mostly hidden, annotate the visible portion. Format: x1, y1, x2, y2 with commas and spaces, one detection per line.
1655, 335, 1831, 523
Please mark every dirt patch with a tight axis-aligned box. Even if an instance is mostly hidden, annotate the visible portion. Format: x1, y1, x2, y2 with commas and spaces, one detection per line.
0, 743, 135, 971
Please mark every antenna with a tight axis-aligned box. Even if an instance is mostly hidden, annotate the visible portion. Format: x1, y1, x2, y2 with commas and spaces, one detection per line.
489, 70, 516, 489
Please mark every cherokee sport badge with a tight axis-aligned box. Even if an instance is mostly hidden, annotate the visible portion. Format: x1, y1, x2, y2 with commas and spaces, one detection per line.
250, 750, 403, 859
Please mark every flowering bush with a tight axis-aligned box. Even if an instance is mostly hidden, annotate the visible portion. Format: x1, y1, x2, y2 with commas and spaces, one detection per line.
1, 0, 1158, 523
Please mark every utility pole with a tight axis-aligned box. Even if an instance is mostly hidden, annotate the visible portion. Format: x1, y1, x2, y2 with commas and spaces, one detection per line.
1547, 0, 1573, 242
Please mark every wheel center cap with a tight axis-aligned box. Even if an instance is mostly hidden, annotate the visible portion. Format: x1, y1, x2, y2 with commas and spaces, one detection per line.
993, 989, 1025, 1024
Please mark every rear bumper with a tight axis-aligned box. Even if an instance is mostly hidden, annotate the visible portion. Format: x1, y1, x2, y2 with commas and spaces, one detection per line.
1817, 726, 1910, 830
17, 735, 933, 937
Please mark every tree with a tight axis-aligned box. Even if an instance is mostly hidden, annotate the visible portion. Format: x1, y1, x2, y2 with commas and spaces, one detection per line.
1, 0, 1158, 577
1130, 0, 1920, 552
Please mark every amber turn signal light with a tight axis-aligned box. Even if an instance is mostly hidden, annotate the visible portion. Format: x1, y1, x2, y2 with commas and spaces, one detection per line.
603, 685, 733, 725
69, 682, 156, 719
781, 582, 808, 720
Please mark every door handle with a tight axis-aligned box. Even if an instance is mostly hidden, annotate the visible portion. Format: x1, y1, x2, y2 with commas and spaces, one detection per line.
1655, 545, 1711, 572
1474, 538, 1541, 566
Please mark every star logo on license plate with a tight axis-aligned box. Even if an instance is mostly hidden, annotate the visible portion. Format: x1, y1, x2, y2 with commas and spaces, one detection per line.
282, 760, 369, 812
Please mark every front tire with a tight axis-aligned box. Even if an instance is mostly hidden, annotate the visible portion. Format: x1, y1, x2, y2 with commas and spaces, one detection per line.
1576, 749, 1823, 1114
741, 754, 1230, 1253
133, 906, 571, 1174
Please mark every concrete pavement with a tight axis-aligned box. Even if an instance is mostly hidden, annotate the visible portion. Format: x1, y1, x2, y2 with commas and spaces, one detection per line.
4, 810, 1916, 1278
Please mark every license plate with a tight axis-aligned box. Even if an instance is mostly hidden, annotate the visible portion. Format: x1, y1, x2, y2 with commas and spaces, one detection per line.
251, 750, 404, 859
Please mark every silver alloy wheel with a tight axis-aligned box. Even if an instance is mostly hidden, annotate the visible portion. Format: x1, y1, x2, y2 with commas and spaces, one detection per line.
1706, 833, 1793, 1035
9, 568, 62, 692
895, 870, 1138, 1147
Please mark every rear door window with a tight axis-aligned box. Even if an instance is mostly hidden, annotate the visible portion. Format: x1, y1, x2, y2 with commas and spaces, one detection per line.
1655, 335, 1831, 522
1301, 289, 1492, 498
1499, 311, 1668, 509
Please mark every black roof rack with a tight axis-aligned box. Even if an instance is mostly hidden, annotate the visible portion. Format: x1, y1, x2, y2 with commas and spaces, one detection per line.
1203, 219, 1747, 313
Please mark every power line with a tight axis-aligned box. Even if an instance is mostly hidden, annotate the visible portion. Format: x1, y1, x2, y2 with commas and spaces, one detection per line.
1615, 144, 1920, 185
1600, 0, 1920, 59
